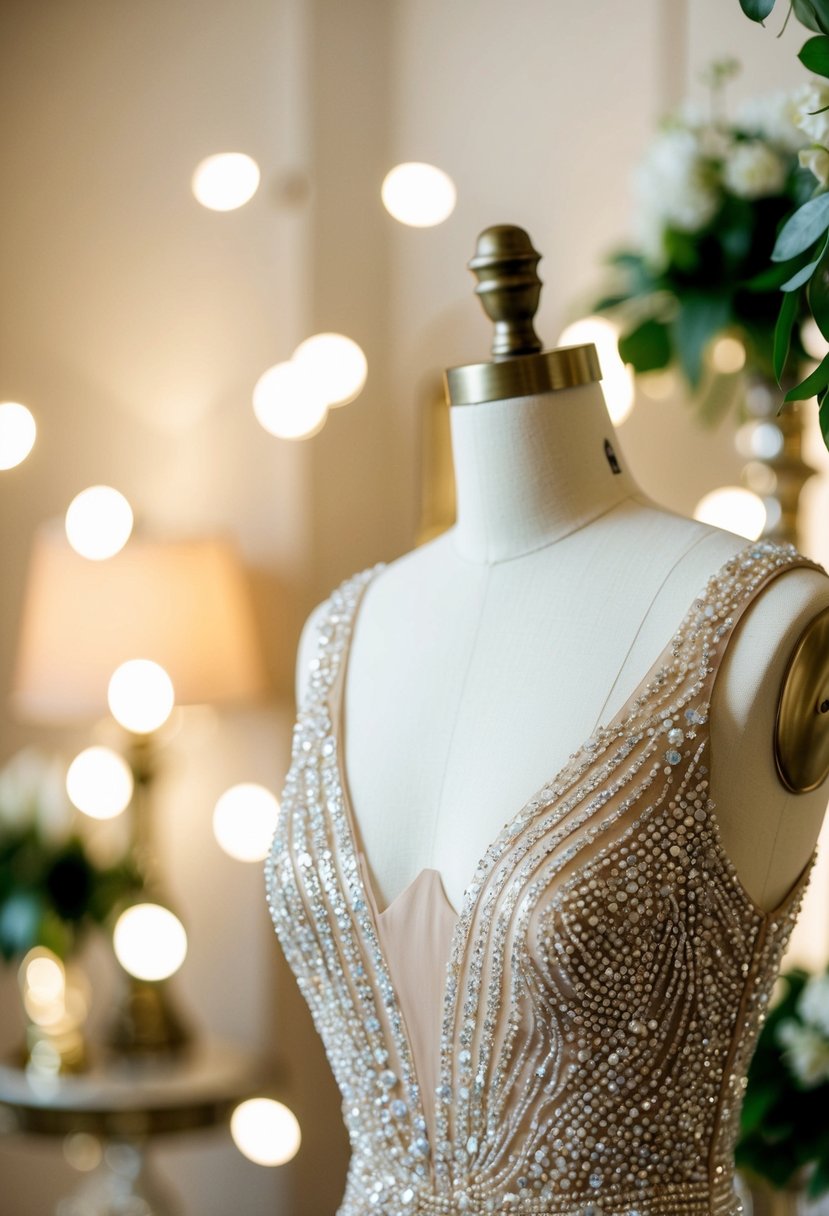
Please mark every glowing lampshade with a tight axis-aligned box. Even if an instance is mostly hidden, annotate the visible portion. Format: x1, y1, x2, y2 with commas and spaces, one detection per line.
381, 162, 456, 227
292, 333, 368, 408
66, 746, 134, 819
13, 527, 265, 723
192, 153, 260, 211
107, 660, 174, 734
65, 486, 133, 560
252, 361, 328, 440
694, 486, 766, 540
230, 1098, 301, 1166
558, 317, 635, 425
0, 402, 36, 470
113, 904, 187, 981
213, 783, 280, 862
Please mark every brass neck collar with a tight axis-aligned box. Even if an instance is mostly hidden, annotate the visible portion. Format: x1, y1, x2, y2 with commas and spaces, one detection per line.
444, 342, 601, 407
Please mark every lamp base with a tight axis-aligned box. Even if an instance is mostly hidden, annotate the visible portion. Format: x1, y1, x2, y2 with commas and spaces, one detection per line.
107, 977, 192, 1058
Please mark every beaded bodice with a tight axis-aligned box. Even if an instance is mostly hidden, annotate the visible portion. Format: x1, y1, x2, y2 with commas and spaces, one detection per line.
266, 540, 822, 1216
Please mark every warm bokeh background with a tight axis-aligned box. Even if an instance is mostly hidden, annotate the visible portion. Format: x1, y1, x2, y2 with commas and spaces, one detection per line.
1, 2, 828, 1213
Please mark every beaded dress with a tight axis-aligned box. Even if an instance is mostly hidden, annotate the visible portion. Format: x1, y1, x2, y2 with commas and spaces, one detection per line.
266, 540, 824, 1216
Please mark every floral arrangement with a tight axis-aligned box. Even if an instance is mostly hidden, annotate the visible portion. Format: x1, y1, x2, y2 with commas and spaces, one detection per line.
737, 966, 829, 1197
737, 1, 829, 447
593, 67, 823, 423
0, 748, 141, 961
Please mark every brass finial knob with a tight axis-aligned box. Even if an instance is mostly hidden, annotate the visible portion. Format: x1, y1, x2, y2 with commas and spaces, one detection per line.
443, 223, 601, 407
468, 226, 543, 361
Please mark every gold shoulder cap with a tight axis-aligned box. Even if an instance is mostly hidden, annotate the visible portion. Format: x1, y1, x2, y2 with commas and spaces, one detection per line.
775, 604, 829, 794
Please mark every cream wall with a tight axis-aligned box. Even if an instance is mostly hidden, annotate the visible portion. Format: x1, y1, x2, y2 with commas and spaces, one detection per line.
1, 3, 827, 1214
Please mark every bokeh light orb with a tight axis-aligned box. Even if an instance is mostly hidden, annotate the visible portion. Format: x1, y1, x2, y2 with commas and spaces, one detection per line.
292, 333, 368, 408
558, 316, 635, 425
230, 1098, 301, 1166
63, 1133, 103, 1172
19, 948, 65, 1027
381, 162, 456, 227
0, 402, 36, 470
107, 660, 175, 734
113, 904, 187, 981
252, 361, 328, 440
709, 335, 746, 375
192, 153, 260, 211
213, 783, 280, 862
694, 486, 767, 540
66, 747, 134, 819
65, 486, 133, 560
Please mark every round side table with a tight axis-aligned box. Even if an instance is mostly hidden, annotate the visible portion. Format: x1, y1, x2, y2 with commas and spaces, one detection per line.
0, 1039, 265, 1215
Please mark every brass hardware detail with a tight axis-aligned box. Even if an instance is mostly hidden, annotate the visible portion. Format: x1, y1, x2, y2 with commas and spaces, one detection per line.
775, 604, 829, 794
444, 224, 601, 406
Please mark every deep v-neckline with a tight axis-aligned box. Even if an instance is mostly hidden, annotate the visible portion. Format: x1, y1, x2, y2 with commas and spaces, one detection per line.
331, 554, 709, 926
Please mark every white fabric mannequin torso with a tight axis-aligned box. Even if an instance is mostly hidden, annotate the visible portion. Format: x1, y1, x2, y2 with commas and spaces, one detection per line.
297, 382, 829, 915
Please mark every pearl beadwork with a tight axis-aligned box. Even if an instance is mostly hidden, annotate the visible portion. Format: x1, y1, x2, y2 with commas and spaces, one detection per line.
265, 540, 822, 1216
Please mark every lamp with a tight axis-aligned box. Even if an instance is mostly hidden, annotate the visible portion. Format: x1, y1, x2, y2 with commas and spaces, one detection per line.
11, 524, 267, 1057
13, 524, 264, 722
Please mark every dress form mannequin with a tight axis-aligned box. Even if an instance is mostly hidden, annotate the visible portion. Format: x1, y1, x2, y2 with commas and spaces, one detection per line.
296, 228, 829, 918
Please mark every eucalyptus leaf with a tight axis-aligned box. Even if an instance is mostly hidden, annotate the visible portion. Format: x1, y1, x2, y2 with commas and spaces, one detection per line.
781, 257, 821, 290
771, 193, 829, 262
794, 0, 829, 34
781, 230, 829, 289
671, 295, 732, 387
739, 0, 776, 18
746, 251, 811, 291
799, 33, 829, 73
784, 348, 829, 400
808, 246, 829, 337
773, 287, 799, 383
617, 318, 672, 373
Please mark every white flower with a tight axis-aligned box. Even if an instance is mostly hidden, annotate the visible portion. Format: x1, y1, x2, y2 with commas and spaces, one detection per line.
0, 748, 72, 842
799, 973, 829, 1036
777, 1017, 829, 1086
793, 80, 829, 146
633, 126, 719, 248
800, 145, 829, 187
737, 89, 809, 152
722, 140, 787, 199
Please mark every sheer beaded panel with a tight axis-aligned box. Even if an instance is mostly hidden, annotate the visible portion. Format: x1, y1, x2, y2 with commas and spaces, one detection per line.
265, 541, 823, 1216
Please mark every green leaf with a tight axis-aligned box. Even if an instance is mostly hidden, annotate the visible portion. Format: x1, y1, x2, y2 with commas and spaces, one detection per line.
799, 33, 829, 72
664, 227, 701, 273
672, 295, 732, 387
617, 318, 672, 373
794, 0, 829, 34
820, 393, 829, 452
774, 288, 799, 383
740, 0, 776, 19
808, 1152, 829, 1199
746, 251, 811, 292
809, 246, 829, 336
784, 348, 829, 400
772, 193, 829, 262
782, 254, 823, 290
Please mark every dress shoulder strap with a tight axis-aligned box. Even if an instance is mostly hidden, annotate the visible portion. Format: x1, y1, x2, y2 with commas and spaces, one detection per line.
691, 540, 826, 703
